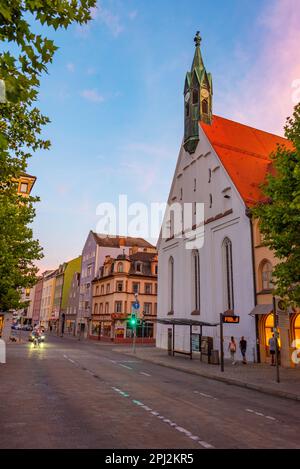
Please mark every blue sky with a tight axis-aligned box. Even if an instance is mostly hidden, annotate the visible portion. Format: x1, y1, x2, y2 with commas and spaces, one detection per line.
26, 0, 300, 270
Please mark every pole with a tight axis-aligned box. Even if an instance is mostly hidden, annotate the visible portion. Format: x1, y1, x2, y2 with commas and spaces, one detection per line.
272, 296, 280, 383
220, 313, 224, 372
133, 325, 136, 353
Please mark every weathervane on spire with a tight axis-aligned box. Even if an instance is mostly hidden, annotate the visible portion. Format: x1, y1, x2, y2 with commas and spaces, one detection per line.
194, 31, 201, 47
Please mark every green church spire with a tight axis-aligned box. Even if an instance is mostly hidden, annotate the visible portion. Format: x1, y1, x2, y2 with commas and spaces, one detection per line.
183, 32, 213, 154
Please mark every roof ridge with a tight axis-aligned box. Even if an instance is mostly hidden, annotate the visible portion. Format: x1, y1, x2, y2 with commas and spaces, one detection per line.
211, 114, 288, 141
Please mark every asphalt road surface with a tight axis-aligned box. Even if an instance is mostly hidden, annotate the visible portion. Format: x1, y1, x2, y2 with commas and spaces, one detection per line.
1, 334, 299, 449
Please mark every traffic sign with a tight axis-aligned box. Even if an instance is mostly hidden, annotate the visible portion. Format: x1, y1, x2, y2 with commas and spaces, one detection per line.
222, 315, 240, 324
133, 301, 140, 310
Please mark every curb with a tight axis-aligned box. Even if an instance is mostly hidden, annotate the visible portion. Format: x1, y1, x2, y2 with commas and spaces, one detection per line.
116, 350, 300, 402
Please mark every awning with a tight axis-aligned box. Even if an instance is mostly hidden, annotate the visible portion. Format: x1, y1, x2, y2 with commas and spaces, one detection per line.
249, 304, 273, 316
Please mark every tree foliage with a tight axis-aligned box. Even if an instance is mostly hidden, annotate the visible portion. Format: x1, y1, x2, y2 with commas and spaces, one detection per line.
0, 0, 96, 311
252, 103, 300, 307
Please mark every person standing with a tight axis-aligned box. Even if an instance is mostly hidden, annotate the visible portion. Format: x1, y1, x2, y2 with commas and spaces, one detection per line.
228, 336, 237, 365
239, 336, 247, 364
268, 334, 276, 366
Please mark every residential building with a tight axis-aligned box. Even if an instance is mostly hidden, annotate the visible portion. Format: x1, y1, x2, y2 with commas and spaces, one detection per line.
65, 272, 81, 335
91, 251, 158, 342
52, 256, 81, 334
157, 33, 294, 363
17, 286, 36, 326
32, 277, 44, 325
40, 270, 57, 329
78, 231, 155, 338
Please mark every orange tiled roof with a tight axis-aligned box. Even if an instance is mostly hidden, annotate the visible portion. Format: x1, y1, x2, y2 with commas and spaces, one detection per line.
200, 115, 294, 206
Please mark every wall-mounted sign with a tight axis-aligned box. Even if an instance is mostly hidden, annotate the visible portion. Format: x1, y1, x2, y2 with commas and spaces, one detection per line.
222, 315, 240, 324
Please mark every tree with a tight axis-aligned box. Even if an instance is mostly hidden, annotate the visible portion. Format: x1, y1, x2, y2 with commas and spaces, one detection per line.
252, 103, 300, 307
0, 0, 96, 311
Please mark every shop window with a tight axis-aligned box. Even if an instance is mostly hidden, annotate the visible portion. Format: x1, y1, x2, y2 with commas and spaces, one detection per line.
265, 314, 281, 348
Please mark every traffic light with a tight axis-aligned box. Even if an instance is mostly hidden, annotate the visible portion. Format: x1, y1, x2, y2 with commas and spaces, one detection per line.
130, 313, 137, 327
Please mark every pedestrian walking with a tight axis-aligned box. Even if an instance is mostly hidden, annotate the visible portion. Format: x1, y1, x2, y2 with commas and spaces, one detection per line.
239, 336, 247, 364
228, 336, 237, 365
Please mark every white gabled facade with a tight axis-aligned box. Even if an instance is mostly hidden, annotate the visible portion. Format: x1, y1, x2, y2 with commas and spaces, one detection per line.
157, 35, 256, 359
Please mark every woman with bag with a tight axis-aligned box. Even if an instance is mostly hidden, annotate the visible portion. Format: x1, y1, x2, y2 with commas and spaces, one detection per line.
228, 336, 237, 365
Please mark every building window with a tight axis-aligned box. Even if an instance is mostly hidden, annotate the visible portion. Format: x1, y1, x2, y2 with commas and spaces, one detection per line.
115, 301, 122, 313
192, 250, 200, 312
96, 286, 99, 295
116, 281, 123, 292
260, 260, 273, 291
20, 182, 28, 193
99, 303, 103, 314
180, 188, 183, 200
222, 237, 234, 311
105, 302, 109, 314
136, 262, 142, 273
144, 303, 152, 316
169, 256, 174, 313
192, 89, 198, 104
185, 103, 189, 117
145, 283, 152, 294
86, 283, 90, 292
155, 265, 158, 275
106, 283, 110, 294
154, 303, 157, 315
208, 168, 211, 183
132, 282, 139, 294
155, 283, 158, 294
94, 303, 98, 315
117, 262, 123, 273
87, 264, 92, 277
194, 178, 197, 192
202, 99, 208, 114
100, 285, 104, 295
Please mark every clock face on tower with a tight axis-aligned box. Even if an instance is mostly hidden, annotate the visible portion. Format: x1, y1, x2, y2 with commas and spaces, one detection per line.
201, 88, 209, 99
185, 91, 191, 103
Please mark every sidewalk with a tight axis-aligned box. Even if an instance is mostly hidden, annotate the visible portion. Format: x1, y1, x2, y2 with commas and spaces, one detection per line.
114, 346, 300, 402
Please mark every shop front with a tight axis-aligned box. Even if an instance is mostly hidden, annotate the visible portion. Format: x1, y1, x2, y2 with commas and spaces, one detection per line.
0, 314, 4, 337
253, 305, 300, 367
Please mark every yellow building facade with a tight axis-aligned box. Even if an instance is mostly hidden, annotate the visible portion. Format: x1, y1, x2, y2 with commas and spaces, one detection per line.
252, 219, 300, 367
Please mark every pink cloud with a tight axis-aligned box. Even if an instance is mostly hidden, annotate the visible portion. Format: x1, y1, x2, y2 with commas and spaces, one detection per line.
219, 0, 300, 136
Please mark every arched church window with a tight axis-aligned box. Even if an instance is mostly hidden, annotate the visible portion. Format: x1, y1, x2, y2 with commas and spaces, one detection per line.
169, 256, 174, 313
192, 250, 200, 312
202, 99, 208, 114
222, 237, 234, 311
192, 89, 198, 104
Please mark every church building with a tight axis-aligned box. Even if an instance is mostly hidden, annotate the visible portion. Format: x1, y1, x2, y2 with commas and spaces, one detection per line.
156, 33, 297, 365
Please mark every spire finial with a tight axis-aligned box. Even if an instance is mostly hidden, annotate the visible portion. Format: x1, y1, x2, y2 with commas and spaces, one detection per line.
194, 31, 201, 48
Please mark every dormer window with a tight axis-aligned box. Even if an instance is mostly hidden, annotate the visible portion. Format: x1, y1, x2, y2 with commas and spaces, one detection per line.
20, 182, 28, 193
136, 262, 142, 273
117, 262, 123, 273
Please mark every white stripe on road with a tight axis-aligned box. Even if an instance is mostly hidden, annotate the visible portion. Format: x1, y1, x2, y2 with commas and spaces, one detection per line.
68, 358, 75, 364
194, 390, 218, 400
140, 372, 151, 377
245, 408, 277, 421
112, 390, 215, 448
119, 364, 132, 370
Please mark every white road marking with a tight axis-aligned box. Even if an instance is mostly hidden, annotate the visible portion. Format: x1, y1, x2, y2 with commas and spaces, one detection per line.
194, 390, 217, 400
119, 364, 132, 370
68, 358, 75, 364
63, 354, 215, 448
140, 372, 151, 377
245, 408, 277, 421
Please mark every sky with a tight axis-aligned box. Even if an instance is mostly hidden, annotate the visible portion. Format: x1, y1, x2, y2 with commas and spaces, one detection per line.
23, 0, 300, 271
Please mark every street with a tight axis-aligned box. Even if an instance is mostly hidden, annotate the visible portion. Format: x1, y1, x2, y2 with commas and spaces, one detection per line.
1, 335, 300, 449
